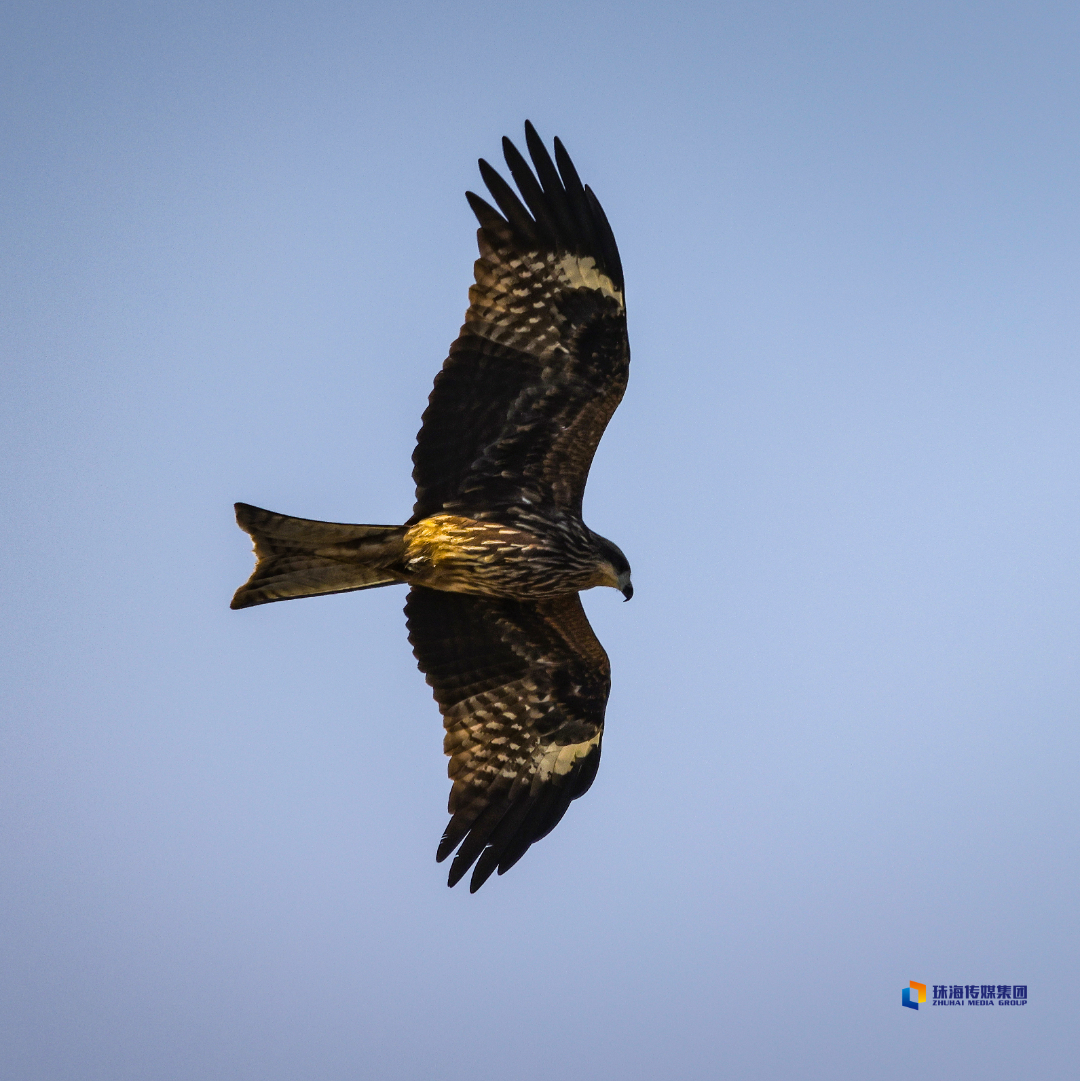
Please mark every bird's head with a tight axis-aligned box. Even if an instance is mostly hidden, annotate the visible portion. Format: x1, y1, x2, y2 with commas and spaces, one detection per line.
591, 533, 633, 601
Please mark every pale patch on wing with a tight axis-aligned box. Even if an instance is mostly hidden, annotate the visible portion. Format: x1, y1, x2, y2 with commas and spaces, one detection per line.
464, 241, 625, 362
535, 730, 602, 784
442, 676, 601, 800
555, 254, 625, 311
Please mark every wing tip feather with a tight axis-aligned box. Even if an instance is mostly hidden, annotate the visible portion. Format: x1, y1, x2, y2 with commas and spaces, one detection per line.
466, 124, 623, 291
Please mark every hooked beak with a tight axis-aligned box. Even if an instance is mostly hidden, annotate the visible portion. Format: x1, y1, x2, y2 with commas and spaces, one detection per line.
618, 573, 633, 602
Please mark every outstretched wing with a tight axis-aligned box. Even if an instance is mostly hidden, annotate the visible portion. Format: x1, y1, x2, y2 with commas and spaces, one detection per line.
410, 122, 629, 523
405, 586, 609, 891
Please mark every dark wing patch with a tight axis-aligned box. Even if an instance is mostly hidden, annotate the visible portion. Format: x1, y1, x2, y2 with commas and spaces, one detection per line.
411, 122, 629, 522
405, 586, 609, 891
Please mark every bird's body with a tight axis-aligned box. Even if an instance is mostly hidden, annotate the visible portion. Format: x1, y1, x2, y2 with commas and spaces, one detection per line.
401, 512, 625, 600
232, 123, 632, 890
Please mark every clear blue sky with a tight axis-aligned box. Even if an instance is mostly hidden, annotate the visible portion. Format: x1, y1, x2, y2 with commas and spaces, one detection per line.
2, 2, 1077, 1078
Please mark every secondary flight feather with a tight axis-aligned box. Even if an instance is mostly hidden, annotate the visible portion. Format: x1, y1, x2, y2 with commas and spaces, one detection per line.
232, 122, 631, 891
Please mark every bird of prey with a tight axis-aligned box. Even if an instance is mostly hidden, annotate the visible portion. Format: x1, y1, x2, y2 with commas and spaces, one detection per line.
231, 122, 631, 891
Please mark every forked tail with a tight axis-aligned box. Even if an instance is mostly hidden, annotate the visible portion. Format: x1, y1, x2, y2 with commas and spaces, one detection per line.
231, 503, 407, 609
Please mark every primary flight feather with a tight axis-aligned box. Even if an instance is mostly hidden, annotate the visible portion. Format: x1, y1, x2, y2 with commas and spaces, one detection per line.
232, 122, 631, 891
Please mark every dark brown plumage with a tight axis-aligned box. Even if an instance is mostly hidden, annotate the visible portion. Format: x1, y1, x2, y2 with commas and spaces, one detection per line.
231, 122, 631, 890
405, 588, 608, 890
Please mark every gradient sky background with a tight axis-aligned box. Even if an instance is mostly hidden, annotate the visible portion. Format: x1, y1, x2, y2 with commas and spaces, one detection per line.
3, 2, 1078, 1078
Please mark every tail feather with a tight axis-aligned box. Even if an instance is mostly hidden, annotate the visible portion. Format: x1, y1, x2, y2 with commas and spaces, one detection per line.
231, 503, 407, 609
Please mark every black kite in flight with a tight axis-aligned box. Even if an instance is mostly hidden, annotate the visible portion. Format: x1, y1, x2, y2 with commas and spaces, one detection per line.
232, 123, 631, 891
